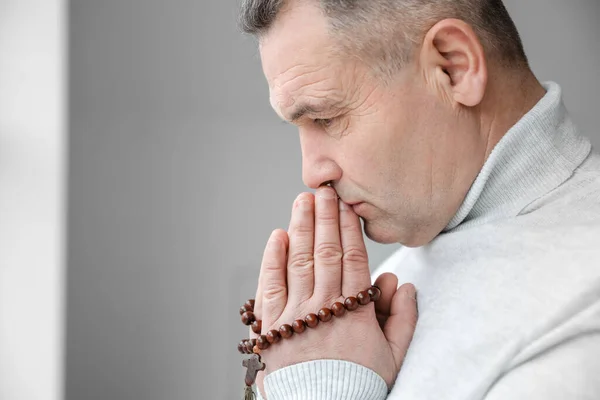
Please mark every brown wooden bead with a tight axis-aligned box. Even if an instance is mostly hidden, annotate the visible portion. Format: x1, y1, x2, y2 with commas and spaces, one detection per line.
318, 308, 332, 322
357, 290, 370, 305
245, 339, 255, 353
331, 302, 346, 317
251, 320, 262, 334
239, 305, 252, 315
368, 286, 381, 302
238, 341, 246, 354
344, 296, 359, 311
257, 335, 270, 350
305, 313, 319, 328
292, 319, 306, 333
245, 299, 255, 310
266, 329, 281, 344
241, 311, 256, 326
279, 324, 293, 338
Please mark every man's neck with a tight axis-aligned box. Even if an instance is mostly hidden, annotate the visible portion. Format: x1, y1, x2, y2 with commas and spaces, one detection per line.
480, 69, 547, 160
444, 80, 592, 232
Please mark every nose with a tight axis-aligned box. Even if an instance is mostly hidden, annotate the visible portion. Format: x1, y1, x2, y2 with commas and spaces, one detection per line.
299, 129, 342, 189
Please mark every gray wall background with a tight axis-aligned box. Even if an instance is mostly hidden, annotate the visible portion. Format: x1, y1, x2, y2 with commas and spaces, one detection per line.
66, 1, 600, 399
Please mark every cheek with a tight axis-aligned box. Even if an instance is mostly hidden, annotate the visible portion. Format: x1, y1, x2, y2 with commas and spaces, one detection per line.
347, 103, 442, 199
339, 118, 404, 196
340, 81, 447, 193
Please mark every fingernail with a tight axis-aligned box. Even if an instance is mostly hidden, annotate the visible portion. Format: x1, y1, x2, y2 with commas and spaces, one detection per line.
403, 285, 417, 302
318, 187, 336, 200
267, 238, 280, 251
298, 199, 312, 211
338, 199, 348, 211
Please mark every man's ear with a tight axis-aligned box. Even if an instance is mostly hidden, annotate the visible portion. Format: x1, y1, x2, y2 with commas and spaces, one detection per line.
419, 18, 487, 107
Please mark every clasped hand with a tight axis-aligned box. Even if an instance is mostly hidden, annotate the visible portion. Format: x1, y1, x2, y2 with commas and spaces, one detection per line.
251, 186, 418, 397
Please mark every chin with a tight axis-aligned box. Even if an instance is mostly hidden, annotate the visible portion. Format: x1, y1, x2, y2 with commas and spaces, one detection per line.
363, 219, 431, 247
362, 220, 401, 244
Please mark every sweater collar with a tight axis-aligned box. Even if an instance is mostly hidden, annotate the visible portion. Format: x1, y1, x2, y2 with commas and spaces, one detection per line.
444, 81, 592, 232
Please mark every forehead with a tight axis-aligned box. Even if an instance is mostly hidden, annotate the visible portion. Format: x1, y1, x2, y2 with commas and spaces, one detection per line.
258, 3, 346, 119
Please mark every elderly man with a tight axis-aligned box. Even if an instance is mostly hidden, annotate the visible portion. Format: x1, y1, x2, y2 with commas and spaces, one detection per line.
236, 1, 600, 399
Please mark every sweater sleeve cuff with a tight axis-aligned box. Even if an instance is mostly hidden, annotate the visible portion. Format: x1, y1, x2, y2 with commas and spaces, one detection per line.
263, 359, 388, 400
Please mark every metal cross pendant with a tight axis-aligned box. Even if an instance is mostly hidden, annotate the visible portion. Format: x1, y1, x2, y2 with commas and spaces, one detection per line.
242, 354, 265, 387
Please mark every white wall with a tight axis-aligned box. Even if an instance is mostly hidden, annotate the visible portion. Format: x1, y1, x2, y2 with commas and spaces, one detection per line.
0, 1, 66, 399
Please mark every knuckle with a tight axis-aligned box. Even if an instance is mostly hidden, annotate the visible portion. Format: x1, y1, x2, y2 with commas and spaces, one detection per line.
339, 220, 353, 230
288, 252, 314, 270
340, 218, 359, 231
316, 212, 338, 225
315, 243, 343, 263
292, 223, 313, 236
263, 284, 286, 302
262, 259, 281, 273
342, 247, 368, 265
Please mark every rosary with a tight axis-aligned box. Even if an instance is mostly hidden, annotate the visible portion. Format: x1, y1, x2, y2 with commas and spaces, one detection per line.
237, 285, 382, 399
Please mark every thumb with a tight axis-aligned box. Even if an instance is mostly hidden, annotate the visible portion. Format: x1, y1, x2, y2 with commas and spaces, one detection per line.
383, 283, 418, 371
373, 272, 399, 330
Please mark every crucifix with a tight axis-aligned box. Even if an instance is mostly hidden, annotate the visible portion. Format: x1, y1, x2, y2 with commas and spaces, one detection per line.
242, 354, 265, 399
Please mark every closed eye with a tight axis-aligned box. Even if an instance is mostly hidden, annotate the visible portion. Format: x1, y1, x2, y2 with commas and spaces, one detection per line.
314, 118, 333, 128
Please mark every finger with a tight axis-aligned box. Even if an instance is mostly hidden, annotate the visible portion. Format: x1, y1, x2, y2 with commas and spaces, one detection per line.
339, 199, 371, 296
253, 264, 267, 399
313, 186, 343, 297
260, 229, 289, 324
384, 283, 418, 371
250, 268, 263, 340
286, 193, 315, 303
373, 273, 399, 330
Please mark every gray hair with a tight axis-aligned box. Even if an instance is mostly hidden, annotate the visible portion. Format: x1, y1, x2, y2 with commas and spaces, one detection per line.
239, 0, 528, 77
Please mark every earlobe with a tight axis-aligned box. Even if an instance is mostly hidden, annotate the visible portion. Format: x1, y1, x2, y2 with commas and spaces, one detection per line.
420, 19, 487, 107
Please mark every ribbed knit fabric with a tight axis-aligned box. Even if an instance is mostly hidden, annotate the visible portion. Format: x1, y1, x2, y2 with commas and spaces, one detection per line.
444, 81, 591, 231
264, 360, 388, 400
257, 82, 600, 400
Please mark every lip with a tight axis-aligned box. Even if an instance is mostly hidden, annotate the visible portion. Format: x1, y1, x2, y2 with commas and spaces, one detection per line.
339, 199, 361, 206
337, 196, 363, 210
346, 201, 364, 213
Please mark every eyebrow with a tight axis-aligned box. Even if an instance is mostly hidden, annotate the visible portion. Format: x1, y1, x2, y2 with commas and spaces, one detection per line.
286, 101, 341, 123
286, 104, 322, 123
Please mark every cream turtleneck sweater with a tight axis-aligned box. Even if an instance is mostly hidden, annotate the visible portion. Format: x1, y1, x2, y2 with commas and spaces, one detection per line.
260, 81, 600, 400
